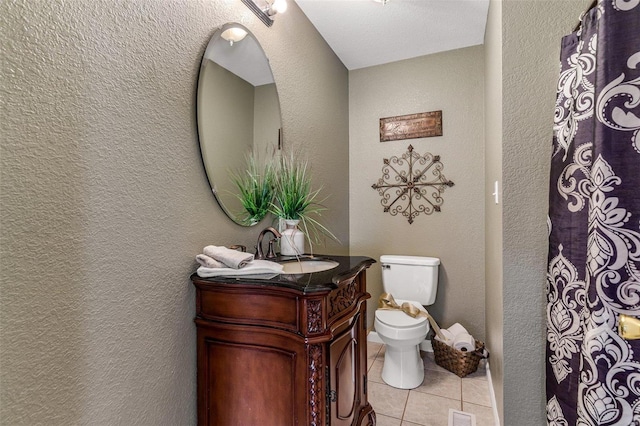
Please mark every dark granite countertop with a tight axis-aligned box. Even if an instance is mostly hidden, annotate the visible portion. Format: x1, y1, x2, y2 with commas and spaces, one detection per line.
191, 254, 375, 294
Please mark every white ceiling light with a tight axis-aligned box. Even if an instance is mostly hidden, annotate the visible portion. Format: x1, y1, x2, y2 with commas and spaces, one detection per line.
241, 0, 288, 27
269, 0, 288, 15
373, 0, 391, 4
220, 27, 248, 46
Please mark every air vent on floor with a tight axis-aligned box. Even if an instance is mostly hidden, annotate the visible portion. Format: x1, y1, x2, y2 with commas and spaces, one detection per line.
449, 409, 476, 426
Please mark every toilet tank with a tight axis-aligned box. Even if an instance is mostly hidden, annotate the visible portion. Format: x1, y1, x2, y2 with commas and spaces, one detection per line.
380, 255, 440, 305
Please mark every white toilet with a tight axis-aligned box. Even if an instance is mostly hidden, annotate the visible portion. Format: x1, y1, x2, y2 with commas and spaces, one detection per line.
374, 255, 440, 389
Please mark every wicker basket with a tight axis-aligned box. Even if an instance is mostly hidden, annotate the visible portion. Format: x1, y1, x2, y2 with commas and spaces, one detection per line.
431, 337, 488, 378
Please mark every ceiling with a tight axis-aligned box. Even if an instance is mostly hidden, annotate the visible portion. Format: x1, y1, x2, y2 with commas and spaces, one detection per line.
206, 27, 275, 86
294, 0, 490, 70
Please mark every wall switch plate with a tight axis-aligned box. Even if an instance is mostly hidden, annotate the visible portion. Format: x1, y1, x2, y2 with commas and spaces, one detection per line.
492, 180, 499, 205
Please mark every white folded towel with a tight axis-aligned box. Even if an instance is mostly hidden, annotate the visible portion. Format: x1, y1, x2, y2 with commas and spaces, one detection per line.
452, 332, 476, 352
197, 260, 284, 278
203, 245, 254, 269
196, 254, 226, 269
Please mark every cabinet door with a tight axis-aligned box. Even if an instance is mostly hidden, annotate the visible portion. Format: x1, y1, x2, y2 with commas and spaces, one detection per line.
197, 325, 307, 426
329, 316, 360, 426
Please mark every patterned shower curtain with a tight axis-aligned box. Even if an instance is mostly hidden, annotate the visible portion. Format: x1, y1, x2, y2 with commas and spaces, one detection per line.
546, 0, 640, 425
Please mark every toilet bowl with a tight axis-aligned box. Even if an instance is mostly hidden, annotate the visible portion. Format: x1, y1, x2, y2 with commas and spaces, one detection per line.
375, 299, 429, 389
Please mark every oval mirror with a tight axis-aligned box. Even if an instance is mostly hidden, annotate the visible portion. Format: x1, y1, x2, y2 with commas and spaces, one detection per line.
197, 23, 282, 226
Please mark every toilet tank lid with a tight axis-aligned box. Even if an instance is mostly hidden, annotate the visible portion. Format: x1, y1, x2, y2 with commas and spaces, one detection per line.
380, 255, 440, 266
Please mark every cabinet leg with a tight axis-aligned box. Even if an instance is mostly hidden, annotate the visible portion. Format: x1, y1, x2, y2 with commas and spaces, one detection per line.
354, 404, 376, 426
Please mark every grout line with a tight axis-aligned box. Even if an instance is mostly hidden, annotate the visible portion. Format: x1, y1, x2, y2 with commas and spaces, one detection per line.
400, 388, 410, 423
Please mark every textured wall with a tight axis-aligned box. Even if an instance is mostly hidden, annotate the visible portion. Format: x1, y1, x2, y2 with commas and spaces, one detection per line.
0, 0, 348, 424
349, 46, 486, 340
500, 1, 589, 424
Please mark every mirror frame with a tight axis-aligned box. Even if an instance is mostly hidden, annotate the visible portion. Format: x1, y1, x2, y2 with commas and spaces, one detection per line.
196, 23, 282, 226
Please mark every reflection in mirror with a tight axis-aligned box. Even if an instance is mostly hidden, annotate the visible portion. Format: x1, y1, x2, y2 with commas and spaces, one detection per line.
197, 23, 282, 226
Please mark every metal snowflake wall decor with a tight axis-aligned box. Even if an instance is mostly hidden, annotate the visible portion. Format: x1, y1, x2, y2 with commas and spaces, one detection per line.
371, 145, 454, 224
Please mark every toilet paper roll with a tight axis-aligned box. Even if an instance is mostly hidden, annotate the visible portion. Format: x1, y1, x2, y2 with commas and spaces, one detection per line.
446, 323, 469, 338
452, 332, 475, 352
434, 329, 455, 346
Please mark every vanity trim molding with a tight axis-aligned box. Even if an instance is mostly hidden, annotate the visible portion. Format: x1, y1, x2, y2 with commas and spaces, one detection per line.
307, 299, 324, 334
308, 343, 324, 426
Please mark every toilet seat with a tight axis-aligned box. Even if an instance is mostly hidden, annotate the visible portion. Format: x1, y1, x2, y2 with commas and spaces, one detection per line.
375, 299, 428, 328
375, 309, 427, 328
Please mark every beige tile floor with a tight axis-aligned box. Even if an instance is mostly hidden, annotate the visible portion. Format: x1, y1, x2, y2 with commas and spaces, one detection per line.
367, 341, 495, 426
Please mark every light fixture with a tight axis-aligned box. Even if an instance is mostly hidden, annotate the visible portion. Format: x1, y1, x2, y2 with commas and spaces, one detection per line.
373, 0, 391, 4
220, 26, 248, 46
241, 0, 287, 27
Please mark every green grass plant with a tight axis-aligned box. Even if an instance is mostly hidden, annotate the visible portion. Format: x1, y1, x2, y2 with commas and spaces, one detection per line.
270, 153, 338, 252
231, 152, 275, 226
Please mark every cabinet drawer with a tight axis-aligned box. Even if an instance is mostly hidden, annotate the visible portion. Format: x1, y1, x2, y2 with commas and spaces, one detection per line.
198, 288, 300, 332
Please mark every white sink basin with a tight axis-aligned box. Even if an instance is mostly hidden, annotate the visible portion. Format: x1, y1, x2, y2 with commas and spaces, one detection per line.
279, 259, 339, 274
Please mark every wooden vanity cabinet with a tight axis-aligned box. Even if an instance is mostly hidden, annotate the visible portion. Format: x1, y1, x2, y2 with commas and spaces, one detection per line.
191, 257, 376, 426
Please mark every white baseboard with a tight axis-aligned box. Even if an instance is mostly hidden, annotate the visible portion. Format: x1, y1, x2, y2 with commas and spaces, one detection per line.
485, 361, 501, 426
366, 330, 384, 344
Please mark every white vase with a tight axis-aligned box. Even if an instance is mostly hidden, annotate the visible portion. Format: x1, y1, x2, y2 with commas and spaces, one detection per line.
280, 219, 305, 256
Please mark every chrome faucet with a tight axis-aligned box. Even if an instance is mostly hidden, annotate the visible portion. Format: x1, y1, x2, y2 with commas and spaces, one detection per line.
255, 227, 282, 260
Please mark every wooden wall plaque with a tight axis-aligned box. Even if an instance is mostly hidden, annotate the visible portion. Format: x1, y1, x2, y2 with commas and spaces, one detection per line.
379, 111, 442, 142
